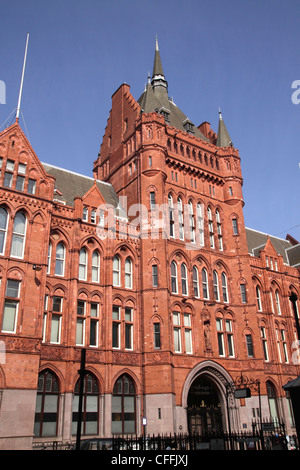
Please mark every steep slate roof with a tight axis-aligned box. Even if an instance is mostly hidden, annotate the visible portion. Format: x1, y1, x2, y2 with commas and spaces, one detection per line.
216, 110, 233, 147
137, 39, 209, 142
42, 162, 126, 218
245, 227, 300, 267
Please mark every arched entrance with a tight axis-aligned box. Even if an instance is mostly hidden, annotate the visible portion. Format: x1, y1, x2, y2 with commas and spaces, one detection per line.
187, 374, 223, 434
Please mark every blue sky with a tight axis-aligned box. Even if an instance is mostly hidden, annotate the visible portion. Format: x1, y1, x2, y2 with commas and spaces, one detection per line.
0, 0, 299, 241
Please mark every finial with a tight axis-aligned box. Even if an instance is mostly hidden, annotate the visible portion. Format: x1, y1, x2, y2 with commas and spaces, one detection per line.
155, 34, 159, 51
218, 107, 223, 120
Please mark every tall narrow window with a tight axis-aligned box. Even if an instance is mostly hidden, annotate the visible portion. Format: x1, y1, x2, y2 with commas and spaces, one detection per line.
256, 286, 262, 311
47, 243, 52, 274
188, 200, 195, 243
112, 305, 121, 348
275, 290, 281, 315
79, 248, 87, 280
261, 326, 269, 361
113, 256, 120, 286
193, 266, 199, 298
55, 243, 65, 276
92, 251, 100, 283
232, 218, 239, 235
76, 300, 86, 346
0, 207, 8, 255
152, 264, 158, 287
208, 208, 214, 249
213, 270, 219, 301
125, 307, 133, 350
10, 212, 26, 258
216, 318, 224, 356
184, 313, 192, 354
150, 191, 156, 210
246, 334, 254, 357
178, 198, 184, 240
267, 381, 279, 421
153, 323, 161, 349
221, 272, 228, 303
196, 203, 204, 247
171, 261, 178, 294
216, 210, 223, 250
51, 296, 63, 343
125, 258, 132, 289
202, 268, 209, 299
226, 319, 234, 357
240, 284, 247, 303
90, 302, 99, 347
1, 279, 20, 333
173, 312, 181, 353
168, 194, 174, 238
281, 329, 289, 363
181, 263, 188, 296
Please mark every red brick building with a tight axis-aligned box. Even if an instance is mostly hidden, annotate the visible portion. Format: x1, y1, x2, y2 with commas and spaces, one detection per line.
0, 40, 299, 449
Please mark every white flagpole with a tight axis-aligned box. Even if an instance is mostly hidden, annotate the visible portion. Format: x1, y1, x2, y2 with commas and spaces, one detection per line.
16, 33, 29, 121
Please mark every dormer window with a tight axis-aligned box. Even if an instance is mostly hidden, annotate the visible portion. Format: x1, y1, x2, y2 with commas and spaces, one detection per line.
159, 107, 170, 122
183, 119, 195, 134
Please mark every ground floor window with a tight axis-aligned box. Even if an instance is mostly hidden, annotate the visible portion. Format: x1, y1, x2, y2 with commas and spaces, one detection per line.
111, 374, 136, 434
34, 369, 59, 437
72, 373, 99, 435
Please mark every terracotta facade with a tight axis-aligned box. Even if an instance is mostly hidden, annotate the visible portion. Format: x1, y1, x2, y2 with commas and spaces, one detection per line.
0, 42, 299, 449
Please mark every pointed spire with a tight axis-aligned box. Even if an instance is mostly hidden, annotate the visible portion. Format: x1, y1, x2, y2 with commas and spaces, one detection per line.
216, 108, 233, 147
152, 36, 164, 78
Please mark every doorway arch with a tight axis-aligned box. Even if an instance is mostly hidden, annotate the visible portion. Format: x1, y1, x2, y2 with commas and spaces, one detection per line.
182, 361, 233, 434
187, 374, 223, 433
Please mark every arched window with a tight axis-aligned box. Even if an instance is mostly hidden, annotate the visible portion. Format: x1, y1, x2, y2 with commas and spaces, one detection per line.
113, 255, 120, 286
55, 243, 65, 276
79, 248, 87, 280
34, 370, 59, 437
112, 374, 136, 434
181, 263, 188, 296
202, 268, 209, 299
221, 272, 228, 303
193, 266, 199, 298
188, 200, 195, 243
275, 290, 281, 315
125, 257, 132, 289
207, 207, 214, 249
256, 286, 262, 311
216, 210, 223, 250
47, 243, 52, 274
171, 261, 178, 294
72, 373, 99, 435
92, 250, 100, 283
0, 207, 8, 255
168, 194, 174, 238
178, 197, 184, 240
196, 203, 204, 247
213, 270, 219, 301
10, 211, 26, 258
267, 381, 279, 422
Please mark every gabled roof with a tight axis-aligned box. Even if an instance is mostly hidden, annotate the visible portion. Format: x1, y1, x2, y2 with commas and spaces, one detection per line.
245, 227, 300, 267
42, 162, 126, 218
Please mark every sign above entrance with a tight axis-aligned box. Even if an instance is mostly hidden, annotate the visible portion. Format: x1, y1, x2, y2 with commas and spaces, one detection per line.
234, 388, 251, 399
